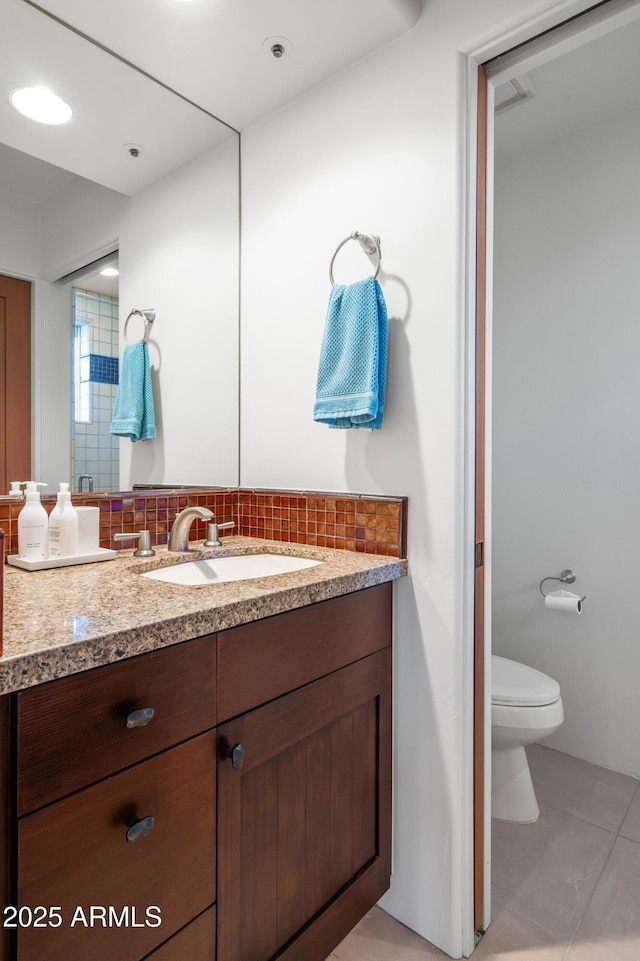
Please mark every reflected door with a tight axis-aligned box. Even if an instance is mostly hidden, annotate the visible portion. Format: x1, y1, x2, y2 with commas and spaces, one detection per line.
0, 274, 31, 492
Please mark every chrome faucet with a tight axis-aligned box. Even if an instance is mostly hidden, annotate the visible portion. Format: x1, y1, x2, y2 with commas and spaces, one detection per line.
78, 473, 93, 493
167, 506, 213, 552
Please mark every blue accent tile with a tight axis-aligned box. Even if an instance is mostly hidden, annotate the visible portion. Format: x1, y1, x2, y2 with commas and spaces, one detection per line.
89, 354, 119, 385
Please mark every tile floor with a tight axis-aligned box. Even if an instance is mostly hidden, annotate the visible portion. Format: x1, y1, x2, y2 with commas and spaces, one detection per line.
329, 744, 640, 960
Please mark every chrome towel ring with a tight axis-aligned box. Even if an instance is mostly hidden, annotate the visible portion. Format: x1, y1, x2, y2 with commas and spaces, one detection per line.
329, 231, 381, 285
124, 308, 156, 346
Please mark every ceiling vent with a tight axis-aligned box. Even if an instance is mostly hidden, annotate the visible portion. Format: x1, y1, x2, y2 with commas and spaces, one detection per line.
494, 73, 536, 115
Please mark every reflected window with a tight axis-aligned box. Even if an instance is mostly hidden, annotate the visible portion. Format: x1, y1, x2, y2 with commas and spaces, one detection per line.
73, 313, 92, 424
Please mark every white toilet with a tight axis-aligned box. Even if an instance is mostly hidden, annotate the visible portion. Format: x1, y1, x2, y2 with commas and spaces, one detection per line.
491, 655, 564, 823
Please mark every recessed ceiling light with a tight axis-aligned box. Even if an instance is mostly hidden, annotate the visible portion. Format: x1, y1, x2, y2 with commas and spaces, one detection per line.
100, 267, 119, 277
262, 36, 294, 60
123, 142, 144, 159
9, 86, 73, 125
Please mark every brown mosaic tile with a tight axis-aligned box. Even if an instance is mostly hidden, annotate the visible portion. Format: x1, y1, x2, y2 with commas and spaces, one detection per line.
0, 487, 407, 560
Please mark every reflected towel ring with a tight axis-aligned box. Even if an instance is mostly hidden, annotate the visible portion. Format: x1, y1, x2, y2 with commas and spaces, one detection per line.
124, 309, 156, 346
329, 231, 381, 285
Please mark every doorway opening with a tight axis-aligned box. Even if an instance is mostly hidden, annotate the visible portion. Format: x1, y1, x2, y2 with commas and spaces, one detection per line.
473, 0, 640, 948
71, 288, 120, 493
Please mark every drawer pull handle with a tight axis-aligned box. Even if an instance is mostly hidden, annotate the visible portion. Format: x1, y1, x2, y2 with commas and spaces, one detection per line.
126, 707, 155, 729
227, 743, 245, 770
126, 815, 155, 843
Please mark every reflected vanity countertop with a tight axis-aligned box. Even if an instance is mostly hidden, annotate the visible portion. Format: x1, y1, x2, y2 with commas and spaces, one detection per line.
0, 537, 407, 694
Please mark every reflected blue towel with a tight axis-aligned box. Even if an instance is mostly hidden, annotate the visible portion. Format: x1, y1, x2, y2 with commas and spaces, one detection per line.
313, 277, 388, 429
110, 342, 156, 442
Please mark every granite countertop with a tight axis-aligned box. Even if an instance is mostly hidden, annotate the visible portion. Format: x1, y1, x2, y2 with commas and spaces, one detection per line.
0, 537, 407, 694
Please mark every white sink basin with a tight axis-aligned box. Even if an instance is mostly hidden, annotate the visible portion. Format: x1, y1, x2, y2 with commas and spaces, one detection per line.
141, 553, 322, 586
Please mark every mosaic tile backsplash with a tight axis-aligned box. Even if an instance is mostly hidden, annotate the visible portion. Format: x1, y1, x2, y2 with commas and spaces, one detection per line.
0, 488, 407, 559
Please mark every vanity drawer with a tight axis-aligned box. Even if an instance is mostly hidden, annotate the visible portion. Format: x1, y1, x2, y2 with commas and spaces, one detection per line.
217, 583, 392, 721
17, 635, 216, 814
146, 906, 216, 961
17, 731, 216, 961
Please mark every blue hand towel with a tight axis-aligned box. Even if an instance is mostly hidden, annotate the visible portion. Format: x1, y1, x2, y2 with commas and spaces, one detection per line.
313, 277, 388, 429
110, 342, 156, 442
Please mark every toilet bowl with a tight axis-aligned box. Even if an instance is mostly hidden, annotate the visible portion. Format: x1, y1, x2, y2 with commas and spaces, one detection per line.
491, 655, 564, 823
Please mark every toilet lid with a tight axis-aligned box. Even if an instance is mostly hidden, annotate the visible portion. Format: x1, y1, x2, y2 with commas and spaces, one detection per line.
491, 655, 560, 706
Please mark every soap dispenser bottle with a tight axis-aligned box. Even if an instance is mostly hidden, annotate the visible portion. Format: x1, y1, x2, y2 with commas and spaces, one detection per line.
48, 483, 79, 558
18, 482, 49, 560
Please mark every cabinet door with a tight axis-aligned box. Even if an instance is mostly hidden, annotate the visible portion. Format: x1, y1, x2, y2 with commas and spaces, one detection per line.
217, 648, 391, 961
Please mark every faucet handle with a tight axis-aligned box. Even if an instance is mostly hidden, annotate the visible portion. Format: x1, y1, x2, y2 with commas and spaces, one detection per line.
204, 521, 235, 548
113, 530, 155, 557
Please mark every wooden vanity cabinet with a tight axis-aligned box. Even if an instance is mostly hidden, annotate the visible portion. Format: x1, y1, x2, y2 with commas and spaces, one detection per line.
17, 732, 217, 961
0, 696, 10, 961
1, 581, 393, 961
13, 637, 218, 961
217, 647, 391, 961
216, 583, 393, 961
16, 635, 217, 814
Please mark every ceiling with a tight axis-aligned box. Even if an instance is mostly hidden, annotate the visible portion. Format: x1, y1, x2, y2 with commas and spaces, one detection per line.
7, 1, 640, 213
494, 10, 640, 157
0, 0, 422, 197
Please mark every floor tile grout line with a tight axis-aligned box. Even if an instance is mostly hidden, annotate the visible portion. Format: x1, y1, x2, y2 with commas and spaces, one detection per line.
486, 749, 640, 961
616, 776, 640, 842
519, 752, 633, 961
534, 797, 622, 837
492, 799, 617, 947
559, 816, 623, 959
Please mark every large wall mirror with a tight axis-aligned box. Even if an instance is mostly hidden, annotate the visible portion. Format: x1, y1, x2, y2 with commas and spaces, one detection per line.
0, 0, 240, 494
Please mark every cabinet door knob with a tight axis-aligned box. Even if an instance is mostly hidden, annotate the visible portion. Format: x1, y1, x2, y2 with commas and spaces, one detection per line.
126, 707, 155, 729
226, 743, 245, 770
126, 815, 155, 843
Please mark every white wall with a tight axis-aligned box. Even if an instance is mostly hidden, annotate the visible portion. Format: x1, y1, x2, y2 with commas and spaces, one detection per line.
118, 137, 239, 490
239, 0, 602, 954
492, 104, 640, 776
38, 178, 129, 281
33, 282, 74, 488
0, 189, 39, 278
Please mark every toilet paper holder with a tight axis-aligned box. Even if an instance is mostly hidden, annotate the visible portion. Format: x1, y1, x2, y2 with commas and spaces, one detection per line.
539, 569, 586, 602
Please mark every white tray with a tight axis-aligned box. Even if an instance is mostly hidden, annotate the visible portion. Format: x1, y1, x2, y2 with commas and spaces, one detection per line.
7, 548, 117, 571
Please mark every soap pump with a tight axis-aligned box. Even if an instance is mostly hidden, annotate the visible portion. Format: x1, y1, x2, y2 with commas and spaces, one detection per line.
17, 482, 49, 560
8, 481, 25, 497
48, 483, 79, 558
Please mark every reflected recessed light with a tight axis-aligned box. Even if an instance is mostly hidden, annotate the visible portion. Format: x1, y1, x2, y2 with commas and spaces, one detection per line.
9, 86, 73, 125
100, 267, 119, 277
